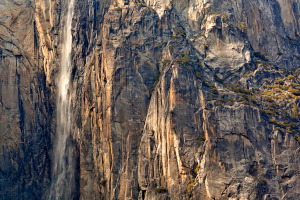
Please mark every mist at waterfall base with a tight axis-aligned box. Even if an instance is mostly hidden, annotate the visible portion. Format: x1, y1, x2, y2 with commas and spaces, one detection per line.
48, 0, 78, 199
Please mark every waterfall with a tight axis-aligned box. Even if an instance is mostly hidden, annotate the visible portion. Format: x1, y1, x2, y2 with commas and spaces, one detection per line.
49, 0, 76, 199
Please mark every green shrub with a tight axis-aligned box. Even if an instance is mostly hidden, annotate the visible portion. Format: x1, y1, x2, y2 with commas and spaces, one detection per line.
137, 3, 147, 7
210, 87, 218, 95
100, 179, 107, 186
148, 6, 155, 11
170, 45, 174, 53
294, 134, 300, 143
198, 150, 204, 156
206, 97, 216, 101
238, 22, 246, 32
153, 71, 161, 87
162, 59, 171, 67
156, 186, 168, 193
291, 104, 299, 120
175, 52, 191, 65
260, 179, 267, 184
275, 78, 285, 85
269, 119, 281, 125
269, 119, 292, 129
226, 97, 234, 102
240, 94, 257, 106
214, 75, 223, 83
175, 29, 184, 35
217, 98, 225, 103
228, 100, 234, 106
291, 83, 300, 87
186, 179, 196, 196
288, 86, 300, 95
265, 96, 273, 102
242, 72, 254, 78
195, 165, 200, 173
196, 60, 203, 68
254, 52, 269, 61
182, 52, 190, 64
215, 102, 223, 107
199, 136, 206, 141
231, 85, 252, 95
223, 13, 228, 21
171, 29, 185, 40
202, 81, 210, 87
268, 102, 277, 109
262, 109, 277, 117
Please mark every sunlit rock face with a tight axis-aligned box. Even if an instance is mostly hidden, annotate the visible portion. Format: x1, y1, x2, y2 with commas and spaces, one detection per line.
0, 0, 299, 199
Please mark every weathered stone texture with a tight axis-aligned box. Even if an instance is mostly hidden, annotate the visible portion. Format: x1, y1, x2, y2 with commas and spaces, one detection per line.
0, 0, 299, 199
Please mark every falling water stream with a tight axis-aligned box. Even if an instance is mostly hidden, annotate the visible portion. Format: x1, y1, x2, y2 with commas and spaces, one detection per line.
49, 0, 75, 199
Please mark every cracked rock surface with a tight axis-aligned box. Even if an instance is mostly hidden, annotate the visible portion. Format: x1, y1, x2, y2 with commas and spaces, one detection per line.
0, 0, 299, 199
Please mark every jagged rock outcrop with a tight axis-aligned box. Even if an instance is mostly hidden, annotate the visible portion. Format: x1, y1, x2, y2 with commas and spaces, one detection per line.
0, 0, 299, 199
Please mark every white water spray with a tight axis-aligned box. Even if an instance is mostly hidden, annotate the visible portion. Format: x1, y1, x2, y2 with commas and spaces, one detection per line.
49, 0, 76, 199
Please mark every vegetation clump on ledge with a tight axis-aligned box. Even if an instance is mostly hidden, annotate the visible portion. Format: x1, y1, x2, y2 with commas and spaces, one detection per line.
171, 29, 185, 40
198, 150, 204, 156
153, 71, 161, 87
136, 3, 147, 7
238, 22, 247, 32
156, 186, 168, 193
199, 136, 206, 141
226, 66, 300, 137
254, 52, 269, 61
186, 178, 196, 197
100, 179, 107, 186
294, 134, 300, 143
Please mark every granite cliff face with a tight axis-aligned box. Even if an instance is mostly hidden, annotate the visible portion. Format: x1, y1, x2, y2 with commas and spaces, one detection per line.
0, 0, 299, 199
0, 0, 52, 199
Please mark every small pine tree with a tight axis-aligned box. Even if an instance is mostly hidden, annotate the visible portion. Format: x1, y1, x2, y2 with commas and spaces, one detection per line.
291, 104, 298, 120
